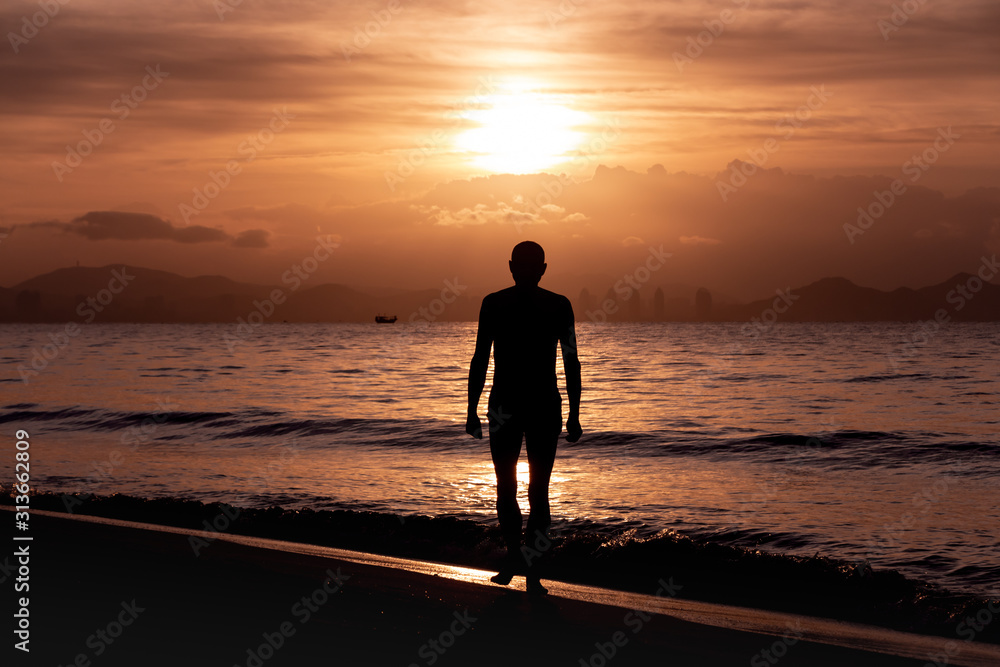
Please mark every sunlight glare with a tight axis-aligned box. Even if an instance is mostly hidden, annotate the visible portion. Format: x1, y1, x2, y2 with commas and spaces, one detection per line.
456, 80, 589, 174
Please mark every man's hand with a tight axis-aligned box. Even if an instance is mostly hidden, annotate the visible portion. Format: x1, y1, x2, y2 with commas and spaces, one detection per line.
565, 413, 582, 442
466, 412, 483, 439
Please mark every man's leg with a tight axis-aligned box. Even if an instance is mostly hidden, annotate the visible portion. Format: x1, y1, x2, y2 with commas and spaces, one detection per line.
489, 408, 523, 584
524, 424, 558, 551
522, 401, 561, 594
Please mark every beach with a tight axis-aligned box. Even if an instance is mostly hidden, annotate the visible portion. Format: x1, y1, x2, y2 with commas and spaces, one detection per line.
8, 507, 1000, 667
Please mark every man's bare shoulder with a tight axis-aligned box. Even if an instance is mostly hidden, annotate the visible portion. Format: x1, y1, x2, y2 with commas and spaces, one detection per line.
483, 287, 512, 302
537, 286, 570, 301
538, 288, 574, 315
483, 286, 570, 303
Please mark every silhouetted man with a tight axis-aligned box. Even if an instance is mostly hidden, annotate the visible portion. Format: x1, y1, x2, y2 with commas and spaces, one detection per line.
466, 241, 582, 594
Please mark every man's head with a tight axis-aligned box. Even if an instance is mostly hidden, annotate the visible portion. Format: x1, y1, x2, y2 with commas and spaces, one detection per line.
509, 241, 546, 286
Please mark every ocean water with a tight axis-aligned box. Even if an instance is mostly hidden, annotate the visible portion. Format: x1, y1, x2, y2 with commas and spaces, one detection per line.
1, 321, 998, 595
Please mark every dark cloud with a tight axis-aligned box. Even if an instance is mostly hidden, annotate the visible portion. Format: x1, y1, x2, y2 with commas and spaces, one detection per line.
171, 225, 231, 244
16, 211, 268, 249
232, 228, 270, 248
67, 211, 228, 243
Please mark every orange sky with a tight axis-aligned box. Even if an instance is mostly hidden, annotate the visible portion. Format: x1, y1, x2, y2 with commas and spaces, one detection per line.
1, 0, 998, 299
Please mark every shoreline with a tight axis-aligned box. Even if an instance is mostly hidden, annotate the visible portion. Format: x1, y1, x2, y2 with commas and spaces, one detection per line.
5, 506, 1000, 666
8, 491, 998, 640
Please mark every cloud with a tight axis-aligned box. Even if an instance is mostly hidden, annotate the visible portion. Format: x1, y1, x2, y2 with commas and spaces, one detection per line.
17, 211, 268, 248
412, 202, 544, 228
232, 228, 270, 248
1, 0, 997, 209
409, 196, 592, 229
65, 211, 227, 243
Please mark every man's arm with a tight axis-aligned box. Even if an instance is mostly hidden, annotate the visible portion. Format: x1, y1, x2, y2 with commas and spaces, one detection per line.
466, 297, 493, 439
560, 299, 582, 442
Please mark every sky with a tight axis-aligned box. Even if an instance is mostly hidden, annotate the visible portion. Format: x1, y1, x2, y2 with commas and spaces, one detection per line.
1, 0, 998, 300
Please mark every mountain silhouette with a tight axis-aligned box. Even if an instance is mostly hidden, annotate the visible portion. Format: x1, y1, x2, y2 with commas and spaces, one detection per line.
733, 273, 1000, 322
11, 265, 265, 302
0, 265, 477, 323
1, 265, 997, 323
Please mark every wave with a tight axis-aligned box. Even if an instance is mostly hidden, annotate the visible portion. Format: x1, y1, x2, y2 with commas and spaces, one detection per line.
5, 491, 997, 644
3, 405, 997, 471
844, 372, 933, 383
0, 407, 233, 429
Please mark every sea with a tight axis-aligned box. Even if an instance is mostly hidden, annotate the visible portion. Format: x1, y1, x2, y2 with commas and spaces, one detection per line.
1, 321, 998, 597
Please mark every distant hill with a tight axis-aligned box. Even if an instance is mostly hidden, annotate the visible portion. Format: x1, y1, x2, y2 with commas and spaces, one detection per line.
0, 265, 479, 323
726, 273, 1000, 322
1, 265, 998, 323
10, 265, 267, 301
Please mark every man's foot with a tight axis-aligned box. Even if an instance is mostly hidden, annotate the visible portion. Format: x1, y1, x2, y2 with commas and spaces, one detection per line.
526, 577, 548, 595
490, 567, 516, 586
490, 553, 525, 586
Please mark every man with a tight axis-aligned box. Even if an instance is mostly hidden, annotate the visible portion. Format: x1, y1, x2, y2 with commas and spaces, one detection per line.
466, 241, 582, 595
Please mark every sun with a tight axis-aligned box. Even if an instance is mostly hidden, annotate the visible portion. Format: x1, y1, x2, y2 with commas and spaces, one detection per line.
455, 80, 590, 174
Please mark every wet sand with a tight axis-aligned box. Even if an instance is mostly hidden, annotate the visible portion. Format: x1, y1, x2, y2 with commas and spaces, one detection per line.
8, 508, 997, 667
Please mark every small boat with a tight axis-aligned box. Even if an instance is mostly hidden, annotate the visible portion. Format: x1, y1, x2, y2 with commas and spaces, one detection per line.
375, 314, 397, 324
